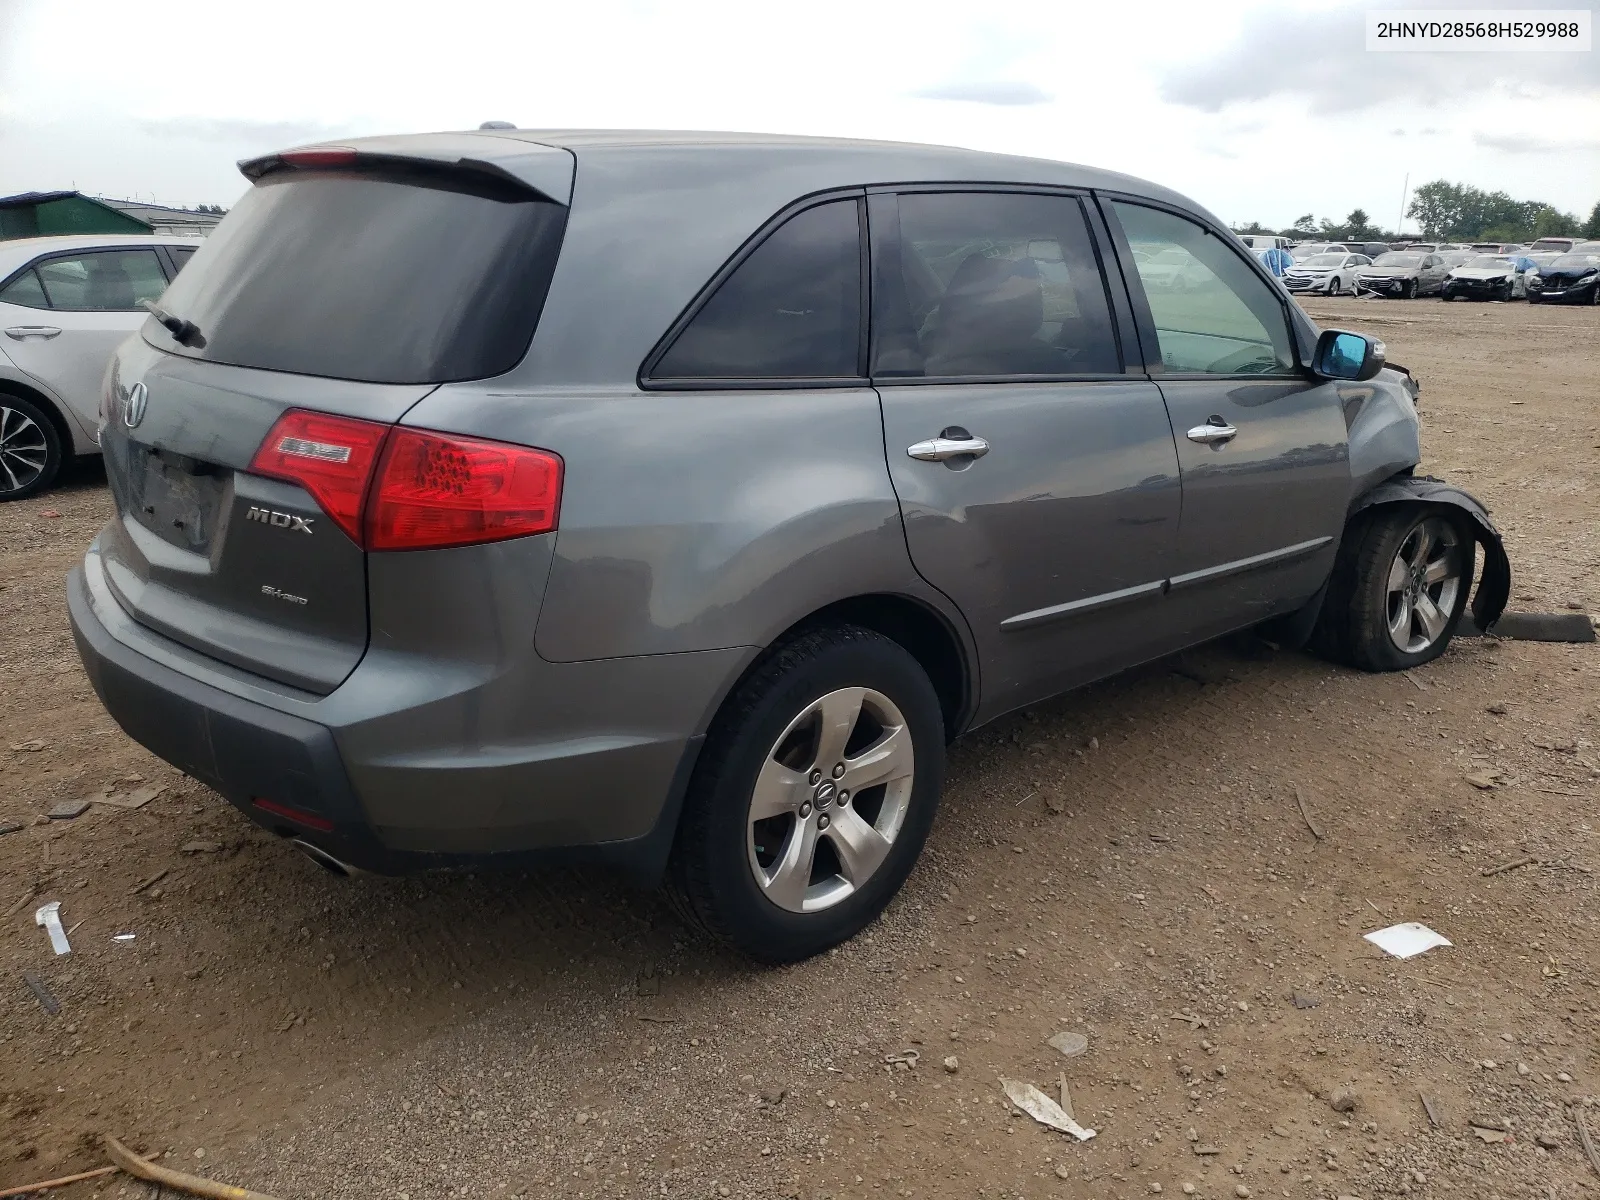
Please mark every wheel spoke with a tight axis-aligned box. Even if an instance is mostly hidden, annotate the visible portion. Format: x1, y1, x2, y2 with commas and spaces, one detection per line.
1387, 592, 1412, 641
1408, 524, 1433, 569
824, 806, 892, 887
839, 723, 914, 795
1386, 554, 1410, 593
811, 687, 865, 774
761, 818, 819, 911
1415, 593, 1447, 641
749, 757, 809, 821
1423, 556, 1453, 585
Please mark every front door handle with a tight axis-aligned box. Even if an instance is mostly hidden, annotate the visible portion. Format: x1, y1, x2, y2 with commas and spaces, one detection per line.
5, 326, 62, 340
1186, 418, 1238, 446
908, 434, 990, 462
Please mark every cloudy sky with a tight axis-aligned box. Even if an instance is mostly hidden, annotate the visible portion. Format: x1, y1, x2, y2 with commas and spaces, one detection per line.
1, 0, 1595, 229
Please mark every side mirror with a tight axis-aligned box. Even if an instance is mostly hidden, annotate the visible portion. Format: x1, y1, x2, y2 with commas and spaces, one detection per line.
1313, 329, 1386, 381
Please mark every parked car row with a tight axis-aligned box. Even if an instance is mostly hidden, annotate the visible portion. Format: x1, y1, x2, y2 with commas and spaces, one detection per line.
1246, 232, 1600, 305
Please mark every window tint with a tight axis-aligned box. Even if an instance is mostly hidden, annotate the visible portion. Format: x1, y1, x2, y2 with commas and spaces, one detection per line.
35, 249, 169, 312
151, 171, 567, 384
873, 191, 1119, 378
653, 199, 862, 380
1111, 202, 1296, 376
0, 269, 48, 309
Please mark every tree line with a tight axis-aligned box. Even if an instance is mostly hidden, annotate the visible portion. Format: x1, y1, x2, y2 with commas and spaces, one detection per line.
1238, 181, 1600, 244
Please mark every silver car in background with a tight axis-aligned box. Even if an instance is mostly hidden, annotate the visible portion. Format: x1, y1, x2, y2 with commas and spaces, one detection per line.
1282, 251, 1370, 295
0, 234, 200, 498
1355, 250, 1449, 298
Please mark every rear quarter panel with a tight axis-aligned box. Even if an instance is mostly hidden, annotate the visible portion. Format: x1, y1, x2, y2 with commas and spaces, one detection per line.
403, 384, 941, 662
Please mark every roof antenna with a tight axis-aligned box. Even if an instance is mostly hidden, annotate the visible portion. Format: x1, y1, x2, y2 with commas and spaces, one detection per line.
479, 120, 516, 130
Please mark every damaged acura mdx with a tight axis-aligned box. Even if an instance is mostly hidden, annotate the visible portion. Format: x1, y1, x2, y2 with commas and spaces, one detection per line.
69, 130, 1511, 962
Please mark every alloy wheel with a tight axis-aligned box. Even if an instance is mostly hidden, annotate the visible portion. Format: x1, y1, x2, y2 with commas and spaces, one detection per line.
747, 686, 915, 913
1385, 517, 1464, 655
0, 405, 48, 495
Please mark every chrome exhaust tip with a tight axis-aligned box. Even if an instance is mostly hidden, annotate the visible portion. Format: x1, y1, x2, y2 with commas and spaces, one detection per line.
290, 838, 361, 877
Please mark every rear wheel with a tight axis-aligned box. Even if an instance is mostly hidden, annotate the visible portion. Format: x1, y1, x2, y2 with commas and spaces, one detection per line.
0, 394, 62, 501
667, 626, 946, 962
1312, 507, 1473, 672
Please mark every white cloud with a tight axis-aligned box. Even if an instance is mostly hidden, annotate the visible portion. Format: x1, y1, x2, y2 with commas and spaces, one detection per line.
0, 0, 1592, 226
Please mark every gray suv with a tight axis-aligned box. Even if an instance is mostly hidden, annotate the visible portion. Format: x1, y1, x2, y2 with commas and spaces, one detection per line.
68, 131, 1510, 961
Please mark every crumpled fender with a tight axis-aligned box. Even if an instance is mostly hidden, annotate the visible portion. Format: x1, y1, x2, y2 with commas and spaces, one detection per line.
1349, 473, 1511, 632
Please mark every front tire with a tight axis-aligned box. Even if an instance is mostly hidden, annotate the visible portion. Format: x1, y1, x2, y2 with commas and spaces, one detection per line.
666, 626, 946, 962
1404, 279, 1418, 299
1312, 508, 1473, 672
1328, 277, 1342, 295
0, 394, 63, 501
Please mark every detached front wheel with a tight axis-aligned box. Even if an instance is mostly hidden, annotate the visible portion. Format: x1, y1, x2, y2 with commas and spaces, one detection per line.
667, 626, 945, 962
1313, 508, 1473, 672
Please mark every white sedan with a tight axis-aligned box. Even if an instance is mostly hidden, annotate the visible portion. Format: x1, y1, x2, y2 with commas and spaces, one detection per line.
0, 233, 202, 498
1281, 252, 1372, 296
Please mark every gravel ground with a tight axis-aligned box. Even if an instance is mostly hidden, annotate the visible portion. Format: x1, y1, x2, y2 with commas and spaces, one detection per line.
2, 296, 1597, 1200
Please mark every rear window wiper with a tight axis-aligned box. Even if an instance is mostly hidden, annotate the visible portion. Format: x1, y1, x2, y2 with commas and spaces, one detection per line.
140, 300, 206, 348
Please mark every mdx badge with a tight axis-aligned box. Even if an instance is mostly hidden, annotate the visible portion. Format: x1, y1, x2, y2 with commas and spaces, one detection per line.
246, 506, 314, 534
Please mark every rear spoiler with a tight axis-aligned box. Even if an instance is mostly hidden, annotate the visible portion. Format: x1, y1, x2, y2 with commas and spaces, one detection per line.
237, 147, 563, 205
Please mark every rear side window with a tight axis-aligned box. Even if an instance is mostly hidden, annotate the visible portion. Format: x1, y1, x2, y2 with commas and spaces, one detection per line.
147, 170, 567, 385
29, 250, 168, 311
872, 191, 1120, 379
168, 245, 197, 270
650, 198, 863, 381
0, 270, 48, 308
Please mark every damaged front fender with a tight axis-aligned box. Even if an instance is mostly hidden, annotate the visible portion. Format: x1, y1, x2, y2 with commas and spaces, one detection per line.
1349, 473, 1511, 633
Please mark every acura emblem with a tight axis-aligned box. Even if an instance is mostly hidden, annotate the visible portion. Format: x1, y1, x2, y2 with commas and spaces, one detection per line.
122, 381, 149, 429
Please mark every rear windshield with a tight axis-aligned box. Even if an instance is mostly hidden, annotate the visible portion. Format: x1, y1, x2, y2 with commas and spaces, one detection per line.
144, 169, 567, 384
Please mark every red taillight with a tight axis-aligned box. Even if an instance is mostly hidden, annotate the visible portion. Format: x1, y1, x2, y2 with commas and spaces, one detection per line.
248, 410, 389, 543
367, 428, 563, 551
248, 410, 562, 552
280, 147, 359, 168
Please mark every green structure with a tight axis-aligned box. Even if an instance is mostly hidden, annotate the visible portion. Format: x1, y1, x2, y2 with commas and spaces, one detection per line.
0, 191, 201, 240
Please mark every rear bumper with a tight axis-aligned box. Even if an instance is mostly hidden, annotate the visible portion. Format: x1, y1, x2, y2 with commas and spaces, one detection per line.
68, 548, 740, 881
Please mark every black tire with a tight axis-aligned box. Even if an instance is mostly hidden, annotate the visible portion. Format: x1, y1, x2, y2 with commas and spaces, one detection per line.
1328, 277, 1342, 296
1311, 506, 1473, 672
1404, 279, 1418, 299
666, 625, 946, 963
0, 393, 63, 501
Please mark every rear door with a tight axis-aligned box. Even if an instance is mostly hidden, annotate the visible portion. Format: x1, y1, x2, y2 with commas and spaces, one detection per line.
96, 155, 571, 693
1102, 197, 1348, 645
0, 246, 171, 429
871, 189, 1182, 713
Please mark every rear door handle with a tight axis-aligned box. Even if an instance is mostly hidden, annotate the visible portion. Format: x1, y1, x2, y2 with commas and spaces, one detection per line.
907, 434, 990, 462
1186, 418, 1238, 446
5, 326, 62, 340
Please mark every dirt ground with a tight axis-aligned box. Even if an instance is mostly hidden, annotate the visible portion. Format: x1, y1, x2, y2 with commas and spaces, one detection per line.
2, 297, 1597, 1200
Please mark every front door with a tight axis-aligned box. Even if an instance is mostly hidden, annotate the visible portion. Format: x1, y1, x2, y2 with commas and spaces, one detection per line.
0, 246, 173, 428
1104, 199, 1349, 647
870, 189, 1182, 717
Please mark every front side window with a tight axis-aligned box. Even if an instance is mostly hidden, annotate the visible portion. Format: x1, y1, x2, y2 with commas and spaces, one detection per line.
0, 269, 48, 309
872, 191, 1120, 378
1110, 201, 1296, 376
652, 198, 863, 381
33, 249, 168, 312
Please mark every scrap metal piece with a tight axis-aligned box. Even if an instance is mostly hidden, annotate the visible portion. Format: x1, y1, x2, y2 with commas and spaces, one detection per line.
1001, 1078, 1097, 1141
34, 901, 70, 955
